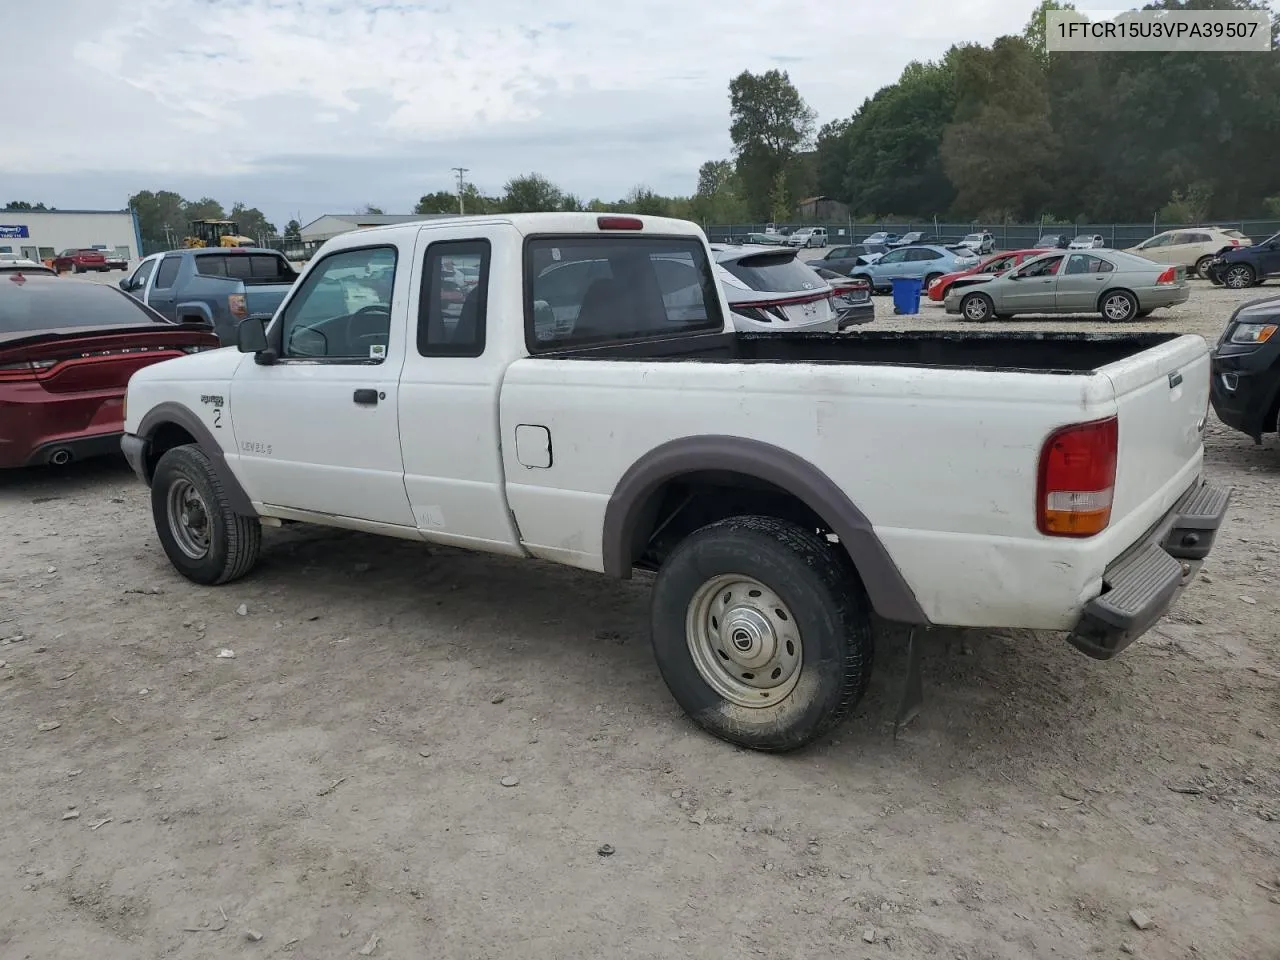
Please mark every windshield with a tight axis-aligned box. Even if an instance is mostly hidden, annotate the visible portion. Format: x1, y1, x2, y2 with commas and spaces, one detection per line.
0, 279, 167, 333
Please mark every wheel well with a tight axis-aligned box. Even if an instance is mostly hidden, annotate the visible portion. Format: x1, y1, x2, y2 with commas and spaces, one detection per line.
626, 470, 844, 574
1097, 287, 1137, 310
145, 422, 198, 481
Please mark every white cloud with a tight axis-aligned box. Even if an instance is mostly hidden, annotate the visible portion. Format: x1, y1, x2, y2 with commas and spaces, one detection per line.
3, 0, 1043, 223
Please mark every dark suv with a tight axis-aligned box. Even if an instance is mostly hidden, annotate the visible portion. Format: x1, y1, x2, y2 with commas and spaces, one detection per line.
1210, 294, 1280, 443
1206, 232, 1280, 289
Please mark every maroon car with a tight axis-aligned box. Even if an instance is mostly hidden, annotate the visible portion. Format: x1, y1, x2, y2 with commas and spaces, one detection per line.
52, 248, 108, 274
0, 273, 219, 468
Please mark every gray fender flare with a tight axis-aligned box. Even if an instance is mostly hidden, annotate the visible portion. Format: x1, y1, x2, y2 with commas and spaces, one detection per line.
135, 401, 257, 517
601, 435, 927, 624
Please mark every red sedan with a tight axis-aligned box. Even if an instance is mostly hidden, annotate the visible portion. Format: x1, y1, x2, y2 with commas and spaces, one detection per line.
52, 248, 108, 274
0, 273, 219, 468
927, 249, 1048, 301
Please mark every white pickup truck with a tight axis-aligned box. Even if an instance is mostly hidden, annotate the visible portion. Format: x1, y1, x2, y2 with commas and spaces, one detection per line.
121, 213, 1230, 752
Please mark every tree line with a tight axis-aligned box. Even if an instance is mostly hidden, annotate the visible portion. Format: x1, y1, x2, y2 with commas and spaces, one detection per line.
125, 191, 291, 251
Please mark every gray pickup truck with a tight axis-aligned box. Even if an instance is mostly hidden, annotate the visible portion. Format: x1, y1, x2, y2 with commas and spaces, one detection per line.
119, 248, 298, 344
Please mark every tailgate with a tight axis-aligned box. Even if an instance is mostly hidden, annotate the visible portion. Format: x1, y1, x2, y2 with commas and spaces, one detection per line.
245, 284, 292, 317
1102, 334, 1209, 523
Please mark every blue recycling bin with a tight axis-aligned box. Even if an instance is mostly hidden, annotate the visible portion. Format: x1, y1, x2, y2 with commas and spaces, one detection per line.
891, 276, 923, 315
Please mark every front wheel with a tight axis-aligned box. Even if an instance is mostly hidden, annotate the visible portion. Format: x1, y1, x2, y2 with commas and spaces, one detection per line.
151, 445, 262, 585
960, 291, 995, 322
650, 516, 873, 752
1223, 264, 1257, 289
1100, 290, 1138, 321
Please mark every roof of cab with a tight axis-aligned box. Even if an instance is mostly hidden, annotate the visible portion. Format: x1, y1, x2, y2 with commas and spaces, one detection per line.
321, 212, 706, 247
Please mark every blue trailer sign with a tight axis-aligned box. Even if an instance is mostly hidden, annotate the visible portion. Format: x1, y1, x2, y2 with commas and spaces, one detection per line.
0, 225, 31, 238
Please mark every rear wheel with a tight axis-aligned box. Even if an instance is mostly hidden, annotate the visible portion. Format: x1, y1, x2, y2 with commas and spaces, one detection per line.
151, 445, 261, 585
1100, 290, 1138, 321
923, 272, 942, 289
650, 516, 873, 752
960, 291, 995, 322
1195, 256, 1216, 279
1224, 264, 1256, 289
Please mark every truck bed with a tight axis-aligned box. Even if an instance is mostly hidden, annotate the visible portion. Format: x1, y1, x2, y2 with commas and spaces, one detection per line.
541, 330, 1182, 374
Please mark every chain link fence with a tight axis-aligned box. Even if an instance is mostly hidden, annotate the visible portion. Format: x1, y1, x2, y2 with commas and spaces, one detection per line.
705, 219, 1280, 248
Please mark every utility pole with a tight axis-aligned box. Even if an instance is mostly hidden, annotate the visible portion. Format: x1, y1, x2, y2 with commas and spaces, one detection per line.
452, 167, 469, 215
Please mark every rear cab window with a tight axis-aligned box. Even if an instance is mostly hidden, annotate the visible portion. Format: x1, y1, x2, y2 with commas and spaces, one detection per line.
525, 235, 723, 350
195, 253, 296, 283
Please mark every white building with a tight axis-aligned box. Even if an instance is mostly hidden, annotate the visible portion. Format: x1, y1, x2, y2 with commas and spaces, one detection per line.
299, 213, 457, 244
0, 209, 140, 263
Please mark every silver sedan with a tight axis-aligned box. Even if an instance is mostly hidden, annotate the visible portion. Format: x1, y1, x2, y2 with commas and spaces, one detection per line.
944, 249, 1190, 322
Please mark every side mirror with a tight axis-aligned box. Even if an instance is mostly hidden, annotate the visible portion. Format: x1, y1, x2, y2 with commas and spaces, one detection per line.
1009, 273, 1023, 281
236, 315, 271, 359
118, 278, 132, 290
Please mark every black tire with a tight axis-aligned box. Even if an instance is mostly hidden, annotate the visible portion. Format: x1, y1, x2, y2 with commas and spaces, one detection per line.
1195, 256, 1215, 279
923, 272, 942, 289
151, 444, 261, 585
74, 265, 84, 274
1099, 289, 1138, 321
650, 515, 874, 752
960, 291, 994, 322
1223, 264, 1256, 289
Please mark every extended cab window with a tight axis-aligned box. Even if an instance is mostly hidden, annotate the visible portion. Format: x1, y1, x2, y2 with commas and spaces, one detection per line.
280, 246, 396, 362
196, 253, 295, 283
526, 236, 722, 349
153, 256, 181, 289
419, 239, 489, 357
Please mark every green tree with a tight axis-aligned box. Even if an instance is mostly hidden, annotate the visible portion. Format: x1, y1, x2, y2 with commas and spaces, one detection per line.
3, 201, 49, 211
283, 219, 302, 240
360, 204, 385, 215
184, 196, 227, 222
690, 160, 748, 223
621, 185, 670, 217
729, 70, 816, 219
128, 189, 187, 250
415, 190, 458, 214
769, 168, 791, 223
229, 202, 277, 242
501, 173, 564, 213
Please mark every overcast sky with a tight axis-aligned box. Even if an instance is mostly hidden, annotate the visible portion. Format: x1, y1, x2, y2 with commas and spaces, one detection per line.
4, 0, 1049, 228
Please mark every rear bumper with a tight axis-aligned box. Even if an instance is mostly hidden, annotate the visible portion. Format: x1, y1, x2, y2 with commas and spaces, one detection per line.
0, 387, 127, 468
836, 301, 874, 329
1067, 479, 1231, 660
23, 432, 124, 467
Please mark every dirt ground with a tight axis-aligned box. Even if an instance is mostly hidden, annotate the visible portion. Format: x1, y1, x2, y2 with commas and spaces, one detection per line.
1, 277, 1277, 960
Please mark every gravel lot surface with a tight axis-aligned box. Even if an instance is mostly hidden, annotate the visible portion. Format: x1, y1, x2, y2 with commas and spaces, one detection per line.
1, 272, 1277, 959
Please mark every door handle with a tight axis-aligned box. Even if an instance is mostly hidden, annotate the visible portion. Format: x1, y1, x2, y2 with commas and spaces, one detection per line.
353, 388, 379, 405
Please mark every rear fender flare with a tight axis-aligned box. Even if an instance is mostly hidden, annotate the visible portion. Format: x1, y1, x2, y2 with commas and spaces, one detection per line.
175, 301, 215, 326
601, 435, 927, 624
135, 401, 257, 517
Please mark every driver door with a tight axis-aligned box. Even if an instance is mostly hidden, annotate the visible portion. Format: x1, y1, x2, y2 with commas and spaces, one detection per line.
228, 243, 414, 527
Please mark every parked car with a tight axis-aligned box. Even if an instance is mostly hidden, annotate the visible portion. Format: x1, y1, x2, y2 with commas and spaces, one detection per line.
1128, 227, 1251, 279
786, 227, 827, 248
744, 232, 786, 245
710, 245, 841, 332
0, 259, 56, 276
1210, 294, 1280, 443
1203, 232, 1280, 289
945, 250, 1189, 322
816, 243, 886, 275
812, 267, 874, 326
862, 231, 900, 246
850, 244, 980, 293
927, 248, 1048, 301
1069, 234, 1106, 250
52, 248, 108, 273
889, 231, 926, 248
120, 212, 1227, 752
0, 272, 218, 469
957, 232, 996, 255
1037, 233, 1070, 249
120, 247, 299, 344
90, 245, 130, 271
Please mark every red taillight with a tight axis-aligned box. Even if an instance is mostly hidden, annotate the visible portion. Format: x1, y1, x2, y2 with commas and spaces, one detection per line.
1155, 266, 1177, 285
229, 293, 247, 318
1036, 416, 1118, 537
0, 359, 54, 381
597, 216, 644, 231
1230, 239, 1240, 246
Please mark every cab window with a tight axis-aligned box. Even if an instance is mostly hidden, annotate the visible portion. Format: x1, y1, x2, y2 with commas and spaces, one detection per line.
280, 246, 397, 362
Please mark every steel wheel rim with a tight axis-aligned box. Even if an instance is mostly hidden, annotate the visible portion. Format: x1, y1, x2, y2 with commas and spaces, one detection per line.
1225, 267, 1251, 289
167, 478, 212, 560
1104, 295, 1132, 320
685, 574, 802, 708
964, 296, 988, 320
